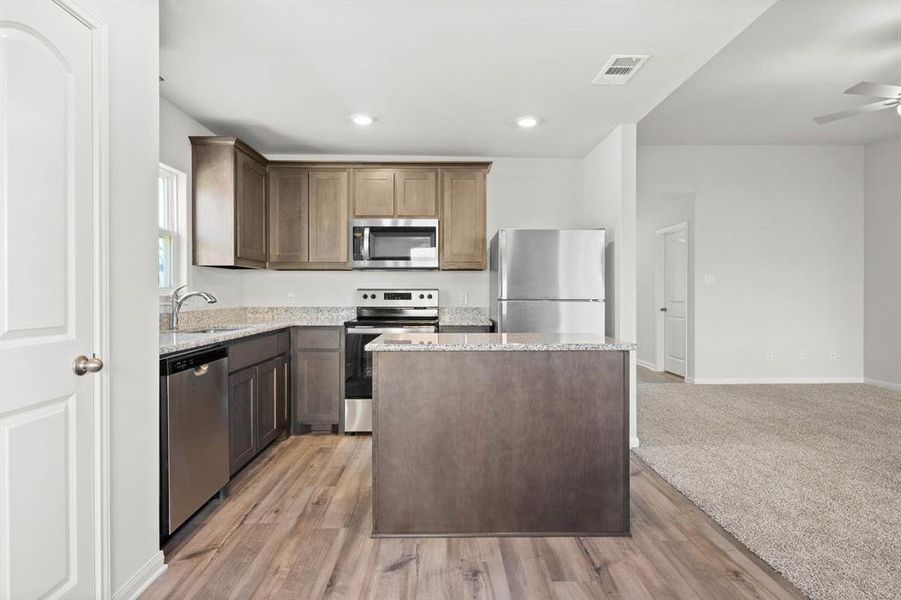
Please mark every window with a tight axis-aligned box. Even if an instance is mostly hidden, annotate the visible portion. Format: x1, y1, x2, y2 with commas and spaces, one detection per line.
158, 164, 185, 291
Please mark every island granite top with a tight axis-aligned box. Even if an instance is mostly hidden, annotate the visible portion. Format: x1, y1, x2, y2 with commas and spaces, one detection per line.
366, 332, 636, 352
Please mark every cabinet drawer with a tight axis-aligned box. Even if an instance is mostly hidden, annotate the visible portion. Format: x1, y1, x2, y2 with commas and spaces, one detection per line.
294, 327, 341, 350
229, 330, 287, 372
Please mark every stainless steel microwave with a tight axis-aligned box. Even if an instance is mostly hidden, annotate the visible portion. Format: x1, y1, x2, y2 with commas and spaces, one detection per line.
351, 219, 439, 270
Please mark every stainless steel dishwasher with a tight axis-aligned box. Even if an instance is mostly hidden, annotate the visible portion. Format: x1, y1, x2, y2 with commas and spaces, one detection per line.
160, 346, 229, 536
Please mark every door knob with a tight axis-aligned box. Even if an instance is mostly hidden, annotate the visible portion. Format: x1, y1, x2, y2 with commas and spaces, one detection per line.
73, 354, 104, 376
659, 307, 667, 312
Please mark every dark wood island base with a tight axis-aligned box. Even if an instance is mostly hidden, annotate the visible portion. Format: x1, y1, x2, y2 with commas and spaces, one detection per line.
369, 333, 634, 538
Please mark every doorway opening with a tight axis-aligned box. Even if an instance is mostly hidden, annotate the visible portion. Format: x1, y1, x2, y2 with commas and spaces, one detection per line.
655, 222, 688, 379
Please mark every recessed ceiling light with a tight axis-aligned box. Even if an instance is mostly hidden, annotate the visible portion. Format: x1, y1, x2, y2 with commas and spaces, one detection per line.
515, 116, 539, 129
351, 114, 375, 126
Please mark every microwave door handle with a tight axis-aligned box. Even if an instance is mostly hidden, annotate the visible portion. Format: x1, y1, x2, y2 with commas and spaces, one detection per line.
362, 227, 370, 261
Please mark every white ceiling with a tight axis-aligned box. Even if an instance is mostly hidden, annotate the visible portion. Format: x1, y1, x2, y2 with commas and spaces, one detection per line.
639, 0, 901, 145
159, 0, 773, 158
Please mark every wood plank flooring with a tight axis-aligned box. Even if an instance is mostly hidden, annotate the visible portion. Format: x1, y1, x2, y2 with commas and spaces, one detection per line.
638, 365, 685, 384
143, 434, 804, 600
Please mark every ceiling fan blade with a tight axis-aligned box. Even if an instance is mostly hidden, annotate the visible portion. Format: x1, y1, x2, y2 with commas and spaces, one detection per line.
844, 81, 901, 99
814, 99, 899, 124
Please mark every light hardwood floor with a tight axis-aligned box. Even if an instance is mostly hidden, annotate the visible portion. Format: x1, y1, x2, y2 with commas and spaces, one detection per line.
638, 365, 685, 384
143, 434, 804, 600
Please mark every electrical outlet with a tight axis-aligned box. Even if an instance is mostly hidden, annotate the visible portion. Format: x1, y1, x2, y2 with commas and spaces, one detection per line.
286, 292, 296, 305
830, 350, 837, 361
766, 351, 774, 361
800, 350, 808, 360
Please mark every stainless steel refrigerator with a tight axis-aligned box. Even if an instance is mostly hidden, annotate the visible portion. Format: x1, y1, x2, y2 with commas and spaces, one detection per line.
489, 229, 606, 334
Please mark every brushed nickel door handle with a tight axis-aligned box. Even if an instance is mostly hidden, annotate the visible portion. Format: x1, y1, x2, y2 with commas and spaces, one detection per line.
73, 354, 104, 376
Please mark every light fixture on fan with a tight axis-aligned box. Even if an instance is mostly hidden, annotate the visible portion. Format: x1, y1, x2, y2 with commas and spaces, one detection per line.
814, 82, 901, 124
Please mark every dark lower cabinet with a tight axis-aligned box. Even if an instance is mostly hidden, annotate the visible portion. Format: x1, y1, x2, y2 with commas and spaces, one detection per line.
291, 327, 344, 433
227, 330, 291, 475
257, 356, 289, 449
228, 367, 257, 475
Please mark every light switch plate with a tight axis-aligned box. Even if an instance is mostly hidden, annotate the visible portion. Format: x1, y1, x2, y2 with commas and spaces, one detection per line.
704, 273, 716, 285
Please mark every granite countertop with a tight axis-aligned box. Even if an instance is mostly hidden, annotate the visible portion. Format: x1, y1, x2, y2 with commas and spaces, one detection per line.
366, 333, 637, 352
159, 305, 492, 356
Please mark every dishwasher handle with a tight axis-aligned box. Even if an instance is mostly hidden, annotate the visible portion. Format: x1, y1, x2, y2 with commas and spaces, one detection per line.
161, 346, 228, 376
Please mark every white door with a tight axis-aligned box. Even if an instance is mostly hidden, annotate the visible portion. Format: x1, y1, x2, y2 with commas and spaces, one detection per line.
662, 228, 687, 376
0, 2, 102, 598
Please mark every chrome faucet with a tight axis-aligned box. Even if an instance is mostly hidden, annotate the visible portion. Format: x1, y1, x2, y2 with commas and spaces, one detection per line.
170, 285, 217, 330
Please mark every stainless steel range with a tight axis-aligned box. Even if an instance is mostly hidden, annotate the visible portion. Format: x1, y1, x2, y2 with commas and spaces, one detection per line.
343, 288, 438, 433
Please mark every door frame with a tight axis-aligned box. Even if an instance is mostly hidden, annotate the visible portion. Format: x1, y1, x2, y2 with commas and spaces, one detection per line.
55, 0, 112, 596
654, 222, 688, 375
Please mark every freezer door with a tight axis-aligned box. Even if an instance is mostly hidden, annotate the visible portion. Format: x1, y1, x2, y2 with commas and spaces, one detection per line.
498, 300, 605, 335
497, 229, 605, 300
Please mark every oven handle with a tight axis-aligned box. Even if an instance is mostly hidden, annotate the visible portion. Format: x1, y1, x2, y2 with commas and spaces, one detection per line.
346, 326, 436, 334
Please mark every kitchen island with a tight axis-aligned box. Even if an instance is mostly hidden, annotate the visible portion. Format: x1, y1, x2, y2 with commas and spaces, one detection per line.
367, 332, 636, 537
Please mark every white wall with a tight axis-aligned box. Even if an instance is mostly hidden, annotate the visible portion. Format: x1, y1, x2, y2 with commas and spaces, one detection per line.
638, 145, 865, 383
241, 154, 584, 307
581, 125, 638, 447
636, 193, 695, 376
159, 98, 245, 307
864, 133, 901, 388
83, 0, 163, 596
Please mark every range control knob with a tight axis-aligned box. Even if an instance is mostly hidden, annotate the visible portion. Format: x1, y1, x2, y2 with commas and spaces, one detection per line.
427, 294, 433, 299
419, 294, 425, 299
362, 294, 368, 299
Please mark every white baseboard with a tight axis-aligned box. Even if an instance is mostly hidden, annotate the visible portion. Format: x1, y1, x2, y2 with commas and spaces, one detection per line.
864, 377, 901, 391
690, 376, 864, 385
629, 436, 640, 449
112, 551, 166, 600
636, 359, 658, 371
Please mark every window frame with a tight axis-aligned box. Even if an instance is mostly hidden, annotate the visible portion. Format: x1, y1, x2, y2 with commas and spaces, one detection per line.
158, 163, 188, 295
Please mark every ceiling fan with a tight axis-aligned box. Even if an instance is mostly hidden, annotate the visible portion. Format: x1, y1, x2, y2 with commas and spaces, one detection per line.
814, 82, 901, 124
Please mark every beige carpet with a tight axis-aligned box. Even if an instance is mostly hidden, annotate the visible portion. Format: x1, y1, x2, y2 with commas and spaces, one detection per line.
634, 382, 901, 600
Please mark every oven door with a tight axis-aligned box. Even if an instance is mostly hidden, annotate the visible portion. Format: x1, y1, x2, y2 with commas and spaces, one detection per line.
344, 323, 437, 433
351, 219, 439, 270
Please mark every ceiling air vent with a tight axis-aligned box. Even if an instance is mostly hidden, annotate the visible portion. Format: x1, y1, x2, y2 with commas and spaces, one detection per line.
592, 55, 650, 85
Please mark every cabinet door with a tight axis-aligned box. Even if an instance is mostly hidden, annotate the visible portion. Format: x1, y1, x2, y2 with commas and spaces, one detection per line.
295, 351, 341, 426
276, 355, 289, 431
235, 149, 268, 266
308, 170, 350, 267
228, 367, 257, 475
353, 169, 395, 217
268, 167, 308, 268
256, 357, 284, 449
441, 169, 487, 270
396, 169, 437, 217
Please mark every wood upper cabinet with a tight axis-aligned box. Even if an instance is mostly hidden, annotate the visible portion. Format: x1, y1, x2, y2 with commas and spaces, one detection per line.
395, 169, 438, 217
236, 150, 268, 264
268, 167, 309, 268
192, 135, 490, 271
440, 168, 488, 270
191, 137, 268, 268
308, 169, 350, 267
352, 168, 439, 218
353, 169, 395, 217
